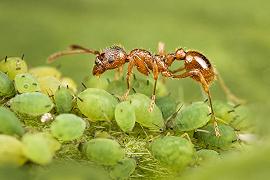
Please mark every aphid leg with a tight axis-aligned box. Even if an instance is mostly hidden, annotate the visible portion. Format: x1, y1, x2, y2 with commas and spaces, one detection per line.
180, 132, 192, 143
148, 60, 159, 112
172, 70, 221, 137
215, 70, 246, 105
122, 59, 135, 100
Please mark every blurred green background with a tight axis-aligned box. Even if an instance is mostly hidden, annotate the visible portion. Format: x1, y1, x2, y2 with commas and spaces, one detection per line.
1, 0, 269, 124
1, 0, 269, 101
0, 0, 270, 179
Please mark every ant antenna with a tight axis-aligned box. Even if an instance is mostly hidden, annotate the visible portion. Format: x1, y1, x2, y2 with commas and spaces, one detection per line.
21, 54, 25, 60
47, 45, 100, 63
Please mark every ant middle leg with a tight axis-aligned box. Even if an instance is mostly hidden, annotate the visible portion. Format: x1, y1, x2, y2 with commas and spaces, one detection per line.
158, 42, 166, 56
172, 70, 221, 137
171, 66, 186, 74
114, 66, 124, 80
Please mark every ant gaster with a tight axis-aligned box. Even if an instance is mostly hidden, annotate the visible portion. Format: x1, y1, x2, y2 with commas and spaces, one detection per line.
48, 42, 244, 137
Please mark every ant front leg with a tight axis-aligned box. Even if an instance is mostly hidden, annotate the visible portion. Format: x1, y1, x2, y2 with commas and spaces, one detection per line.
114, 66, 124, 80
122, 59, 135, 100
148, 60, 159, 112
172, 70, 221, 137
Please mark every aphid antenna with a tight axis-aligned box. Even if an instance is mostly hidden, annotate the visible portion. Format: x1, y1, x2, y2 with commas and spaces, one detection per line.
102, 111, 110, 122
132, 88, 137, 93
195, 129, 210, 134
4, 56, 7, 62
106, 78, 111, 83
150, 123, 164, 132
21, 54, 25, 60
81, 82, 87, 89
204, 98, 209, 103
133, 74, 137, 80
77, 96, 84, 102
139, 124, 149, 138
227, 109, 235, 113
146, 79, 150, 86
215, 117, 229, 125
234, 104, 241, 109
165, 104, 183, 123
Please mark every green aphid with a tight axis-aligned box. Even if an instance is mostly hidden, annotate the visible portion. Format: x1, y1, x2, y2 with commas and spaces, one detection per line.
0, 57, 28, 80
115, 101, 136, 132
29, 66, 62, 79
109, 158, 137, 180
38, 76, 61, 96
196, 149, 220, 164
14, 73, 41, 93
150, 136, 194, 170
0, 135, 27, 166
54, 87, 73, 113
0, 71, 15, 98
82, 138, 125, 166
213, 100, 235, 123
173, 102, 211, 132
0, 107, 24, 136
84, 76, 109, 90
10, 92, 54, 116
195, 124, 237, 149
132, 78, 168, 97
60, 77, 77, 93
77, 88, 118, 122
107, 79, 126, 96
22, 133, 60, 165
156, 95, 177, 120
230, 105, 253, 131
51, 114, 86, 141
127, 93, 165, 131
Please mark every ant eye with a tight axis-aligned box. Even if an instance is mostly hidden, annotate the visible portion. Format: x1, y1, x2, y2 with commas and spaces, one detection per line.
95, 57, 102, 66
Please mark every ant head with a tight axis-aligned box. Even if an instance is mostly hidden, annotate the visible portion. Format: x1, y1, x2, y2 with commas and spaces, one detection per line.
92, 46, 127, 76
175, 48, 186, 60
92, 54, 106, 75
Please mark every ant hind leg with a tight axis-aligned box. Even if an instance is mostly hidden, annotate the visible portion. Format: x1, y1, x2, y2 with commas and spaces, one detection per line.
172, 70, 221, 136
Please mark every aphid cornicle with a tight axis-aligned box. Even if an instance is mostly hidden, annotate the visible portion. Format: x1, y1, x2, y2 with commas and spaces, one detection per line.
48, 43, 243, 136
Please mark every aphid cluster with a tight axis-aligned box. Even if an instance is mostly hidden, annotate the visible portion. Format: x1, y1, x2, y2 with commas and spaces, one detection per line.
0, 51, 252, 179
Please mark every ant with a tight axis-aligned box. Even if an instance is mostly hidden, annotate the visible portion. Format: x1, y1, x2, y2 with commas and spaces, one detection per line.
48, 42, 244, 136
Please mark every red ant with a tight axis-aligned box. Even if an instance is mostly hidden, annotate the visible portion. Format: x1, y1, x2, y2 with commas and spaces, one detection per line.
48, 42, 244, 136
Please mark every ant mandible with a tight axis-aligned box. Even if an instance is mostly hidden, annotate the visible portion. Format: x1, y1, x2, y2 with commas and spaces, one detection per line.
48, 43, 244, 137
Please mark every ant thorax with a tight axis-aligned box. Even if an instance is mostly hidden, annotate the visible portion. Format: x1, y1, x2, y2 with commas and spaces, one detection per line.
104, 46, 127, 64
